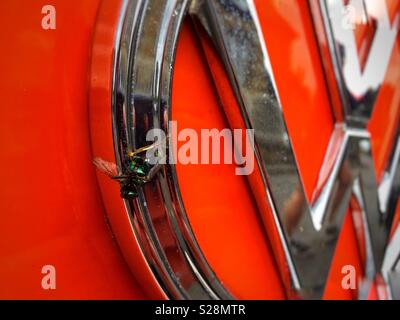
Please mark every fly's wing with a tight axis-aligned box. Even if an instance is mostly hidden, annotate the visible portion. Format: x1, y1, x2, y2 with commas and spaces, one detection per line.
93, 157, 121, 178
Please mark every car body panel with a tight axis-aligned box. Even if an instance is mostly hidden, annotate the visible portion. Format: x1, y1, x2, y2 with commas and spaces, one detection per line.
0, 0, 398, 299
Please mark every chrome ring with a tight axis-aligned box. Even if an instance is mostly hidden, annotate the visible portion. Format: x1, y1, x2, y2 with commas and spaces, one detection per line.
111, 0, 400, 300
112, 0, 232, 299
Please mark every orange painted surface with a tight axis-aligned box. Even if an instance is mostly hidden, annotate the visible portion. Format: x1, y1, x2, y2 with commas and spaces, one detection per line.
390, 202, 400, 239
173, 0, 398, 299
257, 0, 362, 299
323, 210, 364, 300
89, 0, 166, 300
172, 21, 286, 300
0, 0, 397, 300
368, 15, 400, 181
0, 0, 145, 299
256, 0, 335, 201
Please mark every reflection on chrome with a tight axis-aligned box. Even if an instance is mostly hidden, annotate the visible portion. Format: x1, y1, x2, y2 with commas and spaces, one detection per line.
112, 0, 400, 299
320, 0, 399, 126
113, 0, 232, 299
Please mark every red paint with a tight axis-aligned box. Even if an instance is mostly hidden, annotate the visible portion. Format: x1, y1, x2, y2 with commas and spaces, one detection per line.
0, 0, 398, 300
0, 0, 145, 299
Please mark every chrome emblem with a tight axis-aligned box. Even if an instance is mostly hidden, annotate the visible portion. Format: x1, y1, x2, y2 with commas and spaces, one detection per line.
112, 0, 400, 299
324, 0, 399, 122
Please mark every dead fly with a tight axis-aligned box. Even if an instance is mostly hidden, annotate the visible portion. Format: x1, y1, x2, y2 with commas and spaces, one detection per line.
93, 141, 164, 199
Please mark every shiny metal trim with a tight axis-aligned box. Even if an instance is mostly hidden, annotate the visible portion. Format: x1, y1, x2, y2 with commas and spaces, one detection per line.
310, 0, 400, 298
111, 0, 168, 298
112, 0, 232, 299
378, 129, 400, 218
191, 0, 399, 299
318, 0, 400, 127
190, 0, 302, 295
382, 224, 400, 300
110, 0, 400, 300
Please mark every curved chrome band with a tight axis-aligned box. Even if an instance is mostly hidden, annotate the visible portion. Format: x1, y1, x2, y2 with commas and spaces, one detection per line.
112, 0, 400, 299
112, 0, 232, 299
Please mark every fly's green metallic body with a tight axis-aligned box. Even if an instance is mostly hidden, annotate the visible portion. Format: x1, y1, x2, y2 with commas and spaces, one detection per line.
115, 141, 165, 199
118, 155, 155, 199
93, 140, 165, 200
